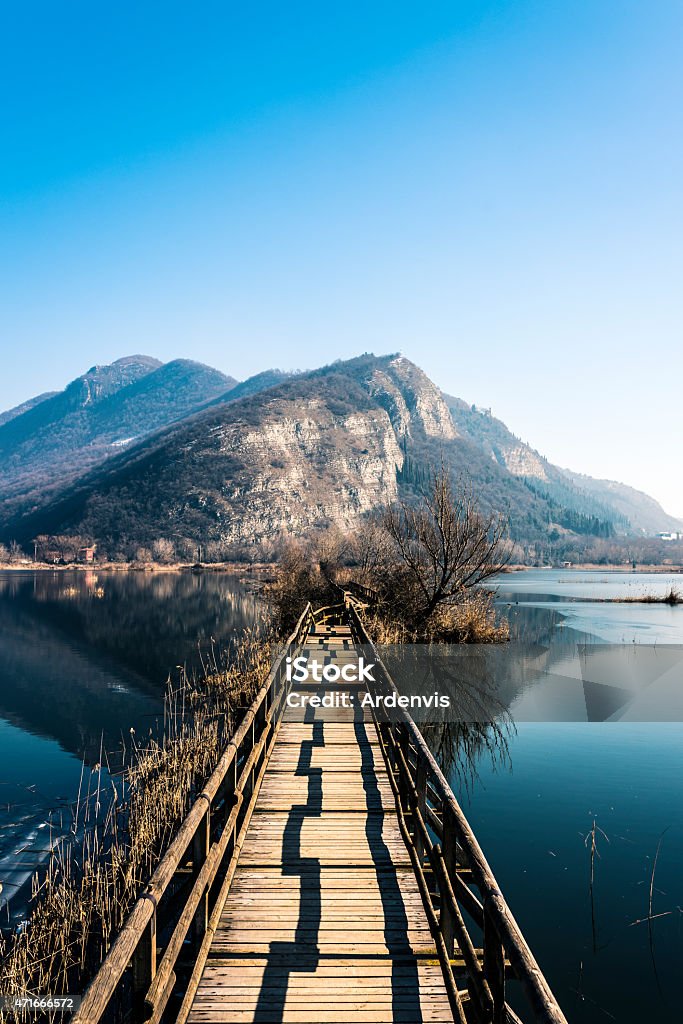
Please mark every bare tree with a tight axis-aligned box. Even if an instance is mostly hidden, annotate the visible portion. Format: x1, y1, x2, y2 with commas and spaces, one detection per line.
8, 540, 23, 564
267, 539, 339, 631
313, 525, 349, 579
351, 517, 393, 581
152, 537, 176, 564
379, 466, 508, 628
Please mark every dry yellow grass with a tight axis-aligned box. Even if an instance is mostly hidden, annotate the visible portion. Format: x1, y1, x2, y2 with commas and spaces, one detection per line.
363, 590, 509, 645
0, 627, 275, 1021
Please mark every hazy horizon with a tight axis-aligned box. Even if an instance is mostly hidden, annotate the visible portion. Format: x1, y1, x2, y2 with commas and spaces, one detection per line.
1, 3, 681, 515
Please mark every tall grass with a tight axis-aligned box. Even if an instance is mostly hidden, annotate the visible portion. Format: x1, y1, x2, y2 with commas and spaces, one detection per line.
616, 586, 682, 606
363, 590, 509, 644
0, 627, 275, 1020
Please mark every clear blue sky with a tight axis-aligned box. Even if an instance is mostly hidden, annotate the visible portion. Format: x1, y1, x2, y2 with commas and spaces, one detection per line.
1, 1, 681, 514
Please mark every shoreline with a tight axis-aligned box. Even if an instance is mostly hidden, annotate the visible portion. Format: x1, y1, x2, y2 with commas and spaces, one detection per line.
0, 560, 277, 575
502, 562, 683, 573
1, 561, 681, 575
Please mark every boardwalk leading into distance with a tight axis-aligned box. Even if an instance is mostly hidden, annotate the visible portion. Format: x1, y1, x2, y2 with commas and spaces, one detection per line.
188, 622, 455, 1024
70, 601, 567, 1024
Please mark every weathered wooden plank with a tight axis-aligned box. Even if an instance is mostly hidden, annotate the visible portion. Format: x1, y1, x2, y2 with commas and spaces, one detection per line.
199, 962, 449, 973
189, 1012, 454, 1023
187, 619, 455, 1024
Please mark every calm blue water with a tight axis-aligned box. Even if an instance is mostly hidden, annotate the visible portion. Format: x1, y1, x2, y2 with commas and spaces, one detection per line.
0, 567, 681, 1023
0, 569, 262, 918
449, 570, 683, 1023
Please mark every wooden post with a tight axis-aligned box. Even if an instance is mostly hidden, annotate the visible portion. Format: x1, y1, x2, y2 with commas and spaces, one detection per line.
192, 807, 210, 944
415, 759, 427, 863
398, 725, 411, 820
440, 803, 458, 957
250, 717, 258, 794
483, 902, 506, 1024
131, 915, 156, 1016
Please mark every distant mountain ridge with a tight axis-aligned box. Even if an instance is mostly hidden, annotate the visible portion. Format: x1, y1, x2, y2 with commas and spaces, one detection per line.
444, 397, 681, 534
558, 470, 683, 536
0, 352, 679, 555
0, 356, 236, 518
0, 391, 59, 428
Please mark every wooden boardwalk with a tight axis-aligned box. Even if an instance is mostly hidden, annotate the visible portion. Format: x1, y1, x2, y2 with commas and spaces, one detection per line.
188, 622, 455, 1024
70, 601, 567, 1024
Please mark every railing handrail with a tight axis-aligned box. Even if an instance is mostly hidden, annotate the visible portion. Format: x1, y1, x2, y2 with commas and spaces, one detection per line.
70, 595, 566, 1024
346, 599, 568, 1024
71, 601, 313, 1024
327, 577, 378, 605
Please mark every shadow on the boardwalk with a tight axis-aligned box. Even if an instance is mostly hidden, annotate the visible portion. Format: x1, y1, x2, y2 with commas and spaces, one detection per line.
253, 705, 323, 1021
253, 675, 424, 1023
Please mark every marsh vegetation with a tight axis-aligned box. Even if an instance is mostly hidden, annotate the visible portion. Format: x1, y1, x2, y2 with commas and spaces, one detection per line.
0, 628, 274, 1019
269, 466, 511, 643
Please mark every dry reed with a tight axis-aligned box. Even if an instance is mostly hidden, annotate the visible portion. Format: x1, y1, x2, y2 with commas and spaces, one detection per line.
363, 590, 509, 645
0, 627, 275, 1021
615, 586, 682, 606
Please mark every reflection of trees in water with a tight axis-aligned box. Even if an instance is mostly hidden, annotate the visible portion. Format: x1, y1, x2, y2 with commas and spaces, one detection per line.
380, 643, 514, 790
502, 602, 567, 645
2, 571, 266, 689
0, 571, 267, 764
0, 597, 161, 763
388, 602, 603, 787
421, 719, 512, 792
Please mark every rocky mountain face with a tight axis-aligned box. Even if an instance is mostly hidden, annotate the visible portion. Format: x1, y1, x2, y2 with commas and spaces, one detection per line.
0, 356, 236, 519
0, 352, 679, 554
359, 355, 457, 440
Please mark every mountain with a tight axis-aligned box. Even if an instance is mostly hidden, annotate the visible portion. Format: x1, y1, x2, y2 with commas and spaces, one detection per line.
558, 470, 683, 535
0, 356, 237, 519
1, 353, 678, 557
0, 354, 600, 555
1, 359, 404, 554
0, 392, 59, 427
444, 397, 681, 535
220, 370, 296, 404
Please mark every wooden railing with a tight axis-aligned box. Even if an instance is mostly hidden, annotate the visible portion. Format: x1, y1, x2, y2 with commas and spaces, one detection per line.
346, 598, 568, 1024
327, 576, 378, 606
70, 594, 567, 1024
71, 603, 315, 1024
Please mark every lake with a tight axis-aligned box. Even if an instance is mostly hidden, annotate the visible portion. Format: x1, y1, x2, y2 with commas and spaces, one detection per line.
459, 569, 683, 1023
0, 567, 681, 1023
0, 569, 262, 920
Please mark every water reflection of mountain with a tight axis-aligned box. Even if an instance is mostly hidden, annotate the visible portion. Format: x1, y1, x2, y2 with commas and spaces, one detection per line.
0, 571, 264, 763
4, 571, 264, 687
0, 594, 162, 762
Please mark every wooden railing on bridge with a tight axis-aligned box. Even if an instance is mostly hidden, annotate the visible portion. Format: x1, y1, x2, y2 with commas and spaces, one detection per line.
70, 604, 315, 1024
345, 595, 567, 1024
70, 595, 567, 1024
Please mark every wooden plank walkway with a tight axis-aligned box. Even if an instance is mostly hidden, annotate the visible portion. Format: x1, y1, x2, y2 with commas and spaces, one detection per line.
188, 622, 455, 1024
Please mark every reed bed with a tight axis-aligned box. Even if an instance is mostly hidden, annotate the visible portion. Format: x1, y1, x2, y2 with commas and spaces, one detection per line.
0, 626, 275, 1021
363, 590, 509, 645
615, 586, 682, 606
